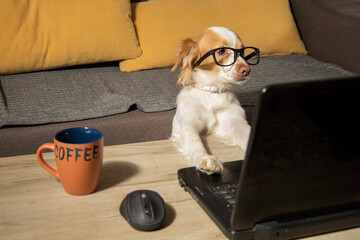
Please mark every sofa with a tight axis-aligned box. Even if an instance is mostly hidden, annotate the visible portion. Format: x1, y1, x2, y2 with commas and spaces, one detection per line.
0, 0, 359, 157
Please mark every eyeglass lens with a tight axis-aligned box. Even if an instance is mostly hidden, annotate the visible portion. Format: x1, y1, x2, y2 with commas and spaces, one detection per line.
243, 48, 259, 65
214, 48, 258, 66
214, 48, 236, 66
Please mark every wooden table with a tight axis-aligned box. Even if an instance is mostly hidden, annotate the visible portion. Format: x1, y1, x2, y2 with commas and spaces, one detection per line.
1, 138, 359, 240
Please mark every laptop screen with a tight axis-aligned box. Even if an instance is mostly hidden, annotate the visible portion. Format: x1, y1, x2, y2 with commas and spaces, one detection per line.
231, 77, 360, 230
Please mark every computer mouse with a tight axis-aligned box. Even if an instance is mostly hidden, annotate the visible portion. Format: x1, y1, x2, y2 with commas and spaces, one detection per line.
120, 189, 166, 231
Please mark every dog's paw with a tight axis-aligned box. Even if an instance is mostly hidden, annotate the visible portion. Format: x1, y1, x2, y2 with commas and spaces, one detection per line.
196, 155, 223, 175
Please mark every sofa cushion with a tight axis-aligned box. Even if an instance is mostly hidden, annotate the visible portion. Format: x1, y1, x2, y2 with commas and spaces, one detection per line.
120, 0, 307, 72
0, 55, 356, 127
290, 0, 360, 75
0, 0, 141, 75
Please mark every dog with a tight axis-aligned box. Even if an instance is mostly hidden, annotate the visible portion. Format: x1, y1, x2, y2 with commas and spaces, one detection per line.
171, 26, 259, 175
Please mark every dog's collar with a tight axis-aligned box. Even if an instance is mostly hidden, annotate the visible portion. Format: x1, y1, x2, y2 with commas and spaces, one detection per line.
194, 84, 222, 93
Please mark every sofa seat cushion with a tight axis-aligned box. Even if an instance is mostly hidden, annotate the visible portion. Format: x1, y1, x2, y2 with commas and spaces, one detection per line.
0, 54, 356, 127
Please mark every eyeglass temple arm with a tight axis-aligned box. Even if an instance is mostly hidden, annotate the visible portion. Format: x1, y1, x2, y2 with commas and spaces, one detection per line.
193, 51, 212, 69
244, 51, 259, 60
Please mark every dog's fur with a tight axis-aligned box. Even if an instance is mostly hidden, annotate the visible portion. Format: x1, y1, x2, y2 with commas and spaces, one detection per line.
171, 27, 251, 175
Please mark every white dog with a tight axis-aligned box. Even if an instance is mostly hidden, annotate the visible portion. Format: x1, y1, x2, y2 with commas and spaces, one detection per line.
171, 26, 259, 175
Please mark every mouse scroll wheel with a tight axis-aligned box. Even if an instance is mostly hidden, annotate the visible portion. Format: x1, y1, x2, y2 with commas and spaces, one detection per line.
144, 204, 154, 222
141, 193, 154, 221
144, 205, 151, 216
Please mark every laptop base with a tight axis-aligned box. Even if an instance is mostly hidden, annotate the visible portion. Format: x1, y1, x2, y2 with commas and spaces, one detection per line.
179, 161, 360, 240
255, 208, 360, 240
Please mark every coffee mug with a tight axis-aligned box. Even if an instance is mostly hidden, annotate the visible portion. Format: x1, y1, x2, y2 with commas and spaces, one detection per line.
37, 127, 103, 195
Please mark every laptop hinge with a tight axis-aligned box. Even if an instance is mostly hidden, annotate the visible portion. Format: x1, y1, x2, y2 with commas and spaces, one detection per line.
254, 208, 360, 240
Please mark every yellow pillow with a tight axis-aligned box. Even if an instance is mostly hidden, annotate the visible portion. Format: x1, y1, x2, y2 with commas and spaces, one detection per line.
0, 0, 142, 75
120, 0, 307, 72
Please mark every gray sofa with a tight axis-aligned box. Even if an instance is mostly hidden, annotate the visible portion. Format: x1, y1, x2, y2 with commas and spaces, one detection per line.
1, 0, 359, 157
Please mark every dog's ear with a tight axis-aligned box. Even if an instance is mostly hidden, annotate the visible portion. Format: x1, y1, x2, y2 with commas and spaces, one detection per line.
171, 38, 200, 86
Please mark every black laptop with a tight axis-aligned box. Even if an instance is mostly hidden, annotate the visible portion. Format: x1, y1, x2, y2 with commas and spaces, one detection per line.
178, 77, 360, 240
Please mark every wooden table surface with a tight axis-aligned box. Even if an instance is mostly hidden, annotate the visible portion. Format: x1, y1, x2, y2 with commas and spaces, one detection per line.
1, 138, 359, 240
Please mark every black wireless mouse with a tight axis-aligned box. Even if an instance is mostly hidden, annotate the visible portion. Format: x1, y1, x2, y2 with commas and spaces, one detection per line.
120, 190, 166, 231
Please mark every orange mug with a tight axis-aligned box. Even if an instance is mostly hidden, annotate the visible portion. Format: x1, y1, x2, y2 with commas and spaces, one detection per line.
37, 127, 103, 195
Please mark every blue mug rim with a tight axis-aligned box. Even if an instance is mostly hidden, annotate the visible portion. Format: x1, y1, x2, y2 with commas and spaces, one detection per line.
55, 127, 103, 144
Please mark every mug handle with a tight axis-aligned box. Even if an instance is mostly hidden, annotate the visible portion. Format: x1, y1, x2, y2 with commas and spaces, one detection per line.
36, 143, 60, 180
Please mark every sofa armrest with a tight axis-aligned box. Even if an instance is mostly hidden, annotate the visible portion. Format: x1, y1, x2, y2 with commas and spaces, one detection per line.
290, 0, 360, 74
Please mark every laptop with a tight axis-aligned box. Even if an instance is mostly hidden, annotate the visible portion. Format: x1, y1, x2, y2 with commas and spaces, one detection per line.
178, 76, 360, 240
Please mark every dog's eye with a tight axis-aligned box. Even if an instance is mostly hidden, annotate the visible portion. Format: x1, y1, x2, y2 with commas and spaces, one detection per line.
216, 49, 226, 55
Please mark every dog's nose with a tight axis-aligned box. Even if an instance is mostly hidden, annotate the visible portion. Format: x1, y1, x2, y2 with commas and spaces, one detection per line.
239, 65, 250, 77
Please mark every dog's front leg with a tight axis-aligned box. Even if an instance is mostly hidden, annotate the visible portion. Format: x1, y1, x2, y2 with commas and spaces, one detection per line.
214, 104, 251, 152
172, 118, 223, 174
185, 126, 223, 175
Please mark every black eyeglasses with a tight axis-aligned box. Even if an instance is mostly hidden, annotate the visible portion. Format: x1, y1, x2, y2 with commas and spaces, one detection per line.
193, 47, 260, 69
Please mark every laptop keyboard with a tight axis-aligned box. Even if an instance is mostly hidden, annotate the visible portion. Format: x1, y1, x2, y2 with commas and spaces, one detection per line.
209, 183, 238, 210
